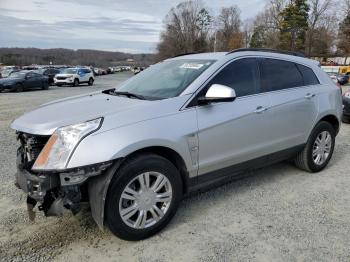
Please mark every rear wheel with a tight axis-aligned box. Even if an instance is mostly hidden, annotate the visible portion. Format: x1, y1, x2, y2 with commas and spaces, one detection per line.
294, 121, 335, 172
342, 116, 350, 123
105, 154, 183, 241
88, 78, 94, 86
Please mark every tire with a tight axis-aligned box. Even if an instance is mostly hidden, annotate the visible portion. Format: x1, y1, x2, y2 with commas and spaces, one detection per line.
15, 83, 24, 92
56, 84, 62, 87
88, 78, 94, 86
294, 121, 335, 173
42, 81, 49, 90
105, 154, 183, 241
73, 79, 79, 87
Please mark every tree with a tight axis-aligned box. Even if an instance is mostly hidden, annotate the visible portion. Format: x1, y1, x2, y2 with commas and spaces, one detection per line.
215, 6, 243, 51
306, 0, 332, 55
249, 0, 287, 48
279, 0, 310, 51
156, 0, 212, 60
338, 14, 350, 55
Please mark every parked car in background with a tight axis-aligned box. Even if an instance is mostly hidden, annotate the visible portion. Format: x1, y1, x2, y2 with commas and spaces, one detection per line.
54, 67, 94, 86
343, 91, 350, 123
0, 71, 48, 92
11, 49, 342, 240
1, 69, 20, 78
43, 68, 61, 85
337, 74, 349, 85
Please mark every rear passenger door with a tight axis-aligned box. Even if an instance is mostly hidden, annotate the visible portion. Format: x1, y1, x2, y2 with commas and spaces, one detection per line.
259, 58, 319, 151
196, 58, 273, 176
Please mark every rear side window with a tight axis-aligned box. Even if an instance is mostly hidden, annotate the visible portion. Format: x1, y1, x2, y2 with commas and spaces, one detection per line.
260, 58, 303, 91
296, 64, 319, 85
208, 58, 259, 97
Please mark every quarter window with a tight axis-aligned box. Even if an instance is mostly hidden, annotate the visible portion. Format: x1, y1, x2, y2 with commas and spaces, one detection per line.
207, 58, 260, 97
260, 58, 303, 91
296, 64, 319, 85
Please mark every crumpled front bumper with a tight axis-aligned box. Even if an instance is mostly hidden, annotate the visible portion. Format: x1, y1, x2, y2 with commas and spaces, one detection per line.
15, 168, 59, 202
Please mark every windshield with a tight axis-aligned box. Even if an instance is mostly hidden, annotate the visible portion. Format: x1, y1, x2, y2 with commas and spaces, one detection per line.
8, 72, 25, 79
62, 68, 78, 74
117, 59, 215, 99
1, 70, 12, 77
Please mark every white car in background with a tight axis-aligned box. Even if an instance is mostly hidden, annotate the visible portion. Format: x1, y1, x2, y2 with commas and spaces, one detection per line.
54, 68, 94, 86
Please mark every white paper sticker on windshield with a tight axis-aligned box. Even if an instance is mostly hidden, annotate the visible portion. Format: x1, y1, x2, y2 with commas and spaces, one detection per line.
180, 63, 204, 70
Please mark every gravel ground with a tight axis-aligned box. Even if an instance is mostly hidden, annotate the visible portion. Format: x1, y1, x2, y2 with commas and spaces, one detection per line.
0, 75, 350, 262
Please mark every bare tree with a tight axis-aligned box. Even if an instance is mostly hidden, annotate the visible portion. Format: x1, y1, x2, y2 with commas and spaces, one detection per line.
249, 0, 287, 49
306, 0, 333, 55
215, 6, 243, 51
156, 0, 212, 60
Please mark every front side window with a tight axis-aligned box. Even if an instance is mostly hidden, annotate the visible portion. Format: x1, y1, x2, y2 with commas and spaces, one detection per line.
117, 59, 215, 100
9, 72, 25, 79
260, 58, 303, 91
206, 58, 260, 97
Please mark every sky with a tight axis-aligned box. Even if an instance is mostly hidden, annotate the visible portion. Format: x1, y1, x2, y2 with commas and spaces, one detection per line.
0, 0, 266, 53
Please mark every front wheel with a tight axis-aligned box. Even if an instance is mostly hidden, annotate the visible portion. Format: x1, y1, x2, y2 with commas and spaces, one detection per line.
105, 154, 183, 241
294, 121, 335, 172
88, 78, 94, 86
15, 83, 24, 92
73, 79, 79, 86
42, 81, 49, 90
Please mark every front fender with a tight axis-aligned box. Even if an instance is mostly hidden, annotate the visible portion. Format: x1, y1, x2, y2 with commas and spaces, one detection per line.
88, 160, 122, 230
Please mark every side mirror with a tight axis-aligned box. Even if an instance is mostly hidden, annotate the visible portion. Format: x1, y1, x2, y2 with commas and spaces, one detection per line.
198, 84, 236, 105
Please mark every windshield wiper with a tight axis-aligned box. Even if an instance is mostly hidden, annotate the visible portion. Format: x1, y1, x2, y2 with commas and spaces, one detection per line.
103, 89, 146, 100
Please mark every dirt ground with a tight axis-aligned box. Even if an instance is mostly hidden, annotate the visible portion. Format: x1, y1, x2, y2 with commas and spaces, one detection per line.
1, 74, 350, 261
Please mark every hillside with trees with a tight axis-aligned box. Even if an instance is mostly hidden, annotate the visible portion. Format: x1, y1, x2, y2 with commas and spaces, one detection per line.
0, 48, 154, 67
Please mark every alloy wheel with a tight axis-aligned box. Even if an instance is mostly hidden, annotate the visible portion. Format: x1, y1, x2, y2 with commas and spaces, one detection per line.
312, 131, 332, 165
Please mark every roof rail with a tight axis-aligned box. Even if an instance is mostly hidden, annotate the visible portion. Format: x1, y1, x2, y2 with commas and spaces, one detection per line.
172, 52, 200, 58
226, 48, 305, 57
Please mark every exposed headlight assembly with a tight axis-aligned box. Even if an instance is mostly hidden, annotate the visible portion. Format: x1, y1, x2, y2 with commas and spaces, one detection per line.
32, 118, 103, 171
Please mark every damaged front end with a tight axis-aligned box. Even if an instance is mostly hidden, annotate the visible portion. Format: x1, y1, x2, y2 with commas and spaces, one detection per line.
15, 132, 112, 221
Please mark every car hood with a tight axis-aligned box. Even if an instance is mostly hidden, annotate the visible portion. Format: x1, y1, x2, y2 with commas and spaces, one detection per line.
55, 74, 74, 77
10, 92, 153, 135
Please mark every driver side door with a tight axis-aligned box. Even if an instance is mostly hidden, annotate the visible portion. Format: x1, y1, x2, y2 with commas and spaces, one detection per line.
195, 58, 273, 177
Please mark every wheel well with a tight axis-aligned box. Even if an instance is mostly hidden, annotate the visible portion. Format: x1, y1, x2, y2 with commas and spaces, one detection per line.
319, 115, 340, 134
123, 146, 189, 194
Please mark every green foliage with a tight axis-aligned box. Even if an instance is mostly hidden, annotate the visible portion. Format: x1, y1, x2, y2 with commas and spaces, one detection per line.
250, 25, 266, 48
279, 0, 309, 51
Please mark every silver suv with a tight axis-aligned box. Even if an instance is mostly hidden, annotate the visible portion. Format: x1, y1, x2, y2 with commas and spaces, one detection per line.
11, 49, 342, 240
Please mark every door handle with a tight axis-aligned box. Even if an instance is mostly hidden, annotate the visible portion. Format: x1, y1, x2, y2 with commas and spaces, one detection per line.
254, 106, 268, 114
305, 93, 315, 99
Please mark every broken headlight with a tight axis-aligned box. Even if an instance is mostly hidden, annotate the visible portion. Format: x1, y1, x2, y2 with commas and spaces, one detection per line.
32, 118, 103, 171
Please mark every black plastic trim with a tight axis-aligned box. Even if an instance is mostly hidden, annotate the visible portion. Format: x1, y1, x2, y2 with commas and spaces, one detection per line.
187, 145, 304, 193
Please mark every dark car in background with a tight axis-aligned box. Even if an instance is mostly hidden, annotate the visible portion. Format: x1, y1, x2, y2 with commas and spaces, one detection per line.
337, 74, 349, 85
43, 68, 61, 85
343, 91, 350, 123
0, 71, 49, 92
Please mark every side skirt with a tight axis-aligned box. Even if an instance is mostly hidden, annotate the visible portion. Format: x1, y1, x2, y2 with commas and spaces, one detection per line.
187, 145, 304, 193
